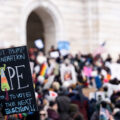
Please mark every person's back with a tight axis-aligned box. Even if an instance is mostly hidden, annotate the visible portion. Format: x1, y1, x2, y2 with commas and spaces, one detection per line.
56, 96, 72, 120
47, 101, 59, 120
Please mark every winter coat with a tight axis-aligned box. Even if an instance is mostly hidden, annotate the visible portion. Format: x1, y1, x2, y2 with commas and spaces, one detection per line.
70, 86, 89, 120
95, 76, 102, 89
56, 96, 72, 120
72, 100, 88, 120
47, 108, 59, 120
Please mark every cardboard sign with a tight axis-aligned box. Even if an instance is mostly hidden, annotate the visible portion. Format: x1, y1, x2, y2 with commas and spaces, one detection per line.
0, 46, 37, 115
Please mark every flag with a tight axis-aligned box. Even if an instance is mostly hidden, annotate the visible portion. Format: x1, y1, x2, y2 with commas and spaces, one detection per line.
93, 41, 106, 57
40, 63, 47, 77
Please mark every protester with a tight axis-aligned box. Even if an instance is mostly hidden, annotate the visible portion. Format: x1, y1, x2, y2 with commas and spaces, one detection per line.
47, 101, 59, 120
27, 46, 120, 120
2, 45, 120, 120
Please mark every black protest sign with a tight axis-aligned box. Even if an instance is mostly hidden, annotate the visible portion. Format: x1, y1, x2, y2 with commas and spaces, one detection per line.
0, 46, 37, 115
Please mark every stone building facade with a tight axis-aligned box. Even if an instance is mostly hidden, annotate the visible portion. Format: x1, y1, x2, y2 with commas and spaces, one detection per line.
0, 0, 120, 58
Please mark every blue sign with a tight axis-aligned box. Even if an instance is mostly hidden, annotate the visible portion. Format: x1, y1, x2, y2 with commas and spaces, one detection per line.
58, 41, 70, 50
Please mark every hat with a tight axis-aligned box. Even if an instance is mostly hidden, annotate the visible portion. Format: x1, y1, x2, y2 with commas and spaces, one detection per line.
69, 104, 79, 113
64, 59, 70, 65
52, 82, 60, 91
49, 101, 57, 107
36, 55, 46, 64
37, 76, 44, 84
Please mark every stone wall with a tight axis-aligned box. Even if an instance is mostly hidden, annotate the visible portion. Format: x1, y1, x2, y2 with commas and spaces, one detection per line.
0, 0, 120, 58
99, 0, 120, 58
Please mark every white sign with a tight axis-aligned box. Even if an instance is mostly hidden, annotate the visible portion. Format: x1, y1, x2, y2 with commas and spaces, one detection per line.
34, 39, 44, 49
50, 51, 59, 58
60, 49, 69, 56
108, 63, 120, 80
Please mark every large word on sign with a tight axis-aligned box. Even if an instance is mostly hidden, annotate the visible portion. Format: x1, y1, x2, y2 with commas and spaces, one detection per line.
0, 46, 37, 115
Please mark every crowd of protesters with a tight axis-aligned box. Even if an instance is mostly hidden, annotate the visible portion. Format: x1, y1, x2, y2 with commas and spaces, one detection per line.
2, 45, 120, 120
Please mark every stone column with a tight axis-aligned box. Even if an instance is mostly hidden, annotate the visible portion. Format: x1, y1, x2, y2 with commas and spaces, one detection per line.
83, 0, 100, 53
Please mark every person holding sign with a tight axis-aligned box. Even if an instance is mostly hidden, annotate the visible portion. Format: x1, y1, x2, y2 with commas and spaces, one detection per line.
0, 46, 37, 116
60, 59, 77, 88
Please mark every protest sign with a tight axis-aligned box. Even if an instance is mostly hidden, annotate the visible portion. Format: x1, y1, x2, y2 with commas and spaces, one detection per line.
50, 51, 59, 58
89, 91, 105, 101
58, 41, 70, 56
0, 46, 37, 115
34, 39, 44, 49
60, 49, 69, 57
83, 66, 92, 77
60, 64, 77, 88
58, 41, 70, 50
108, 63, 120, 80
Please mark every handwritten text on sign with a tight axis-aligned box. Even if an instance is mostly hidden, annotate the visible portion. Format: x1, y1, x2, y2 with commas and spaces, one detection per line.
0, 46, 37, 115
